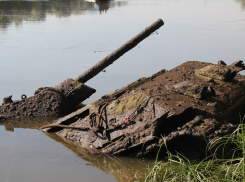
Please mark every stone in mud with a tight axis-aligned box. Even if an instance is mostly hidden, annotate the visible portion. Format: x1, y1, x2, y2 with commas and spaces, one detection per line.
42, 60, 245, 159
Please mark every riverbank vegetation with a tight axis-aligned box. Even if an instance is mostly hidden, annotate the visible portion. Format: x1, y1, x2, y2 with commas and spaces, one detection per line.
144, 122, 245, 181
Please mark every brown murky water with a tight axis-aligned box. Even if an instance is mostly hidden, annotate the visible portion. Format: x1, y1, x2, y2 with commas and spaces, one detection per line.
0, 118, 154, 182
0, 0, 245, 181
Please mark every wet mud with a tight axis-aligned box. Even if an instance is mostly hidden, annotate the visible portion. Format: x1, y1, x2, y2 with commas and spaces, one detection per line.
0, 82, 95, 119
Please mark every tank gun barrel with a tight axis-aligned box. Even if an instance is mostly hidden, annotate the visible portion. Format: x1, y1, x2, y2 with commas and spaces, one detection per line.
75, 18, 164, 84
0, 19, 164, 119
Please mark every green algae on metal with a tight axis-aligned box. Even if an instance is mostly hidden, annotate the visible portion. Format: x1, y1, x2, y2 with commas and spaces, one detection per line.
184, 83, 202, 99
108, 91, 147, 115
195, 65, 232, 82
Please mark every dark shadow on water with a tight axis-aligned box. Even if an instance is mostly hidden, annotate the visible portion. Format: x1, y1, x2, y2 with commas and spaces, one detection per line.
0, 116, 58, 132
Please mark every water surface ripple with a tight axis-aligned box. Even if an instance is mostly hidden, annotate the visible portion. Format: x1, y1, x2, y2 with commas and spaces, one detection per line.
0, 0, 245, 181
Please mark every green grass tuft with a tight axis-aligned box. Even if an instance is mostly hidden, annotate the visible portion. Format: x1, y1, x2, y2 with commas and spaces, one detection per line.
143, 120, 245, 182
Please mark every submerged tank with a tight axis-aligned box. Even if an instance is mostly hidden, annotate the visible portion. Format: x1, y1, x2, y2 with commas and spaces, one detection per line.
0, 18, 164, 120
41, 60, 245, 160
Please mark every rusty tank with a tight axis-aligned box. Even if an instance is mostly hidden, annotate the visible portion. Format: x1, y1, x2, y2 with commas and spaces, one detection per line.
0, 19, 164, 120
41, 60, 245, 160
0, 77, 96, 119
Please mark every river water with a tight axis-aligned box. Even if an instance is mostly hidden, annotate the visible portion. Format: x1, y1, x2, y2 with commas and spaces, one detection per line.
0, 0, 245, 181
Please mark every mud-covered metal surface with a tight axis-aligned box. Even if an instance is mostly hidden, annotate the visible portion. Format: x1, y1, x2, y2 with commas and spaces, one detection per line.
0, 81, 96, 119
0, 19, 164, 121
42, 61, 245, 159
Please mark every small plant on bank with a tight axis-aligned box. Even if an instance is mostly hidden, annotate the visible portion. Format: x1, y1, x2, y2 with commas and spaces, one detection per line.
144, 122, 245, 182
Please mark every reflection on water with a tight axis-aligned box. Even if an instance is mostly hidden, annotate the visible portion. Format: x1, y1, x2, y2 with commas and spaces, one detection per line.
86, 0, 112, 14
0, 0, 245, 181
46, 132, 153, 181
0, 117, 153, 181
236, 0, 245, 8
0, 116, 58, 131
0, 0, 127, 29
